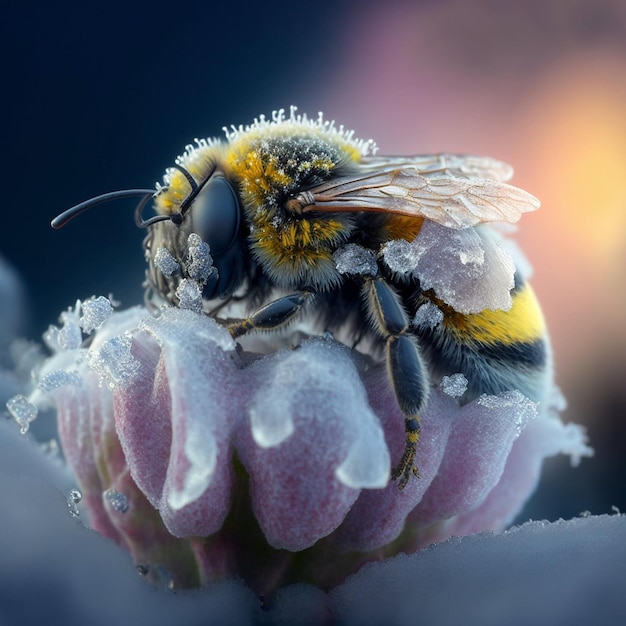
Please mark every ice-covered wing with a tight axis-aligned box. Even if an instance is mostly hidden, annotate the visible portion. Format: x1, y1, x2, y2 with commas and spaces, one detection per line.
302, 170, 540, 229
359, 154, 515, 182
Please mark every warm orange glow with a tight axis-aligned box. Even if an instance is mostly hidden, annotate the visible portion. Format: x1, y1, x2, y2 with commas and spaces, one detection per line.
524, 55, 626, 272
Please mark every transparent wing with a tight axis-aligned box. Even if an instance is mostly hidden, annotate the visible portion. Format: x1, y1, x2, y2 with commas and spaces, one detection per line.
359, 154, 515, 182
299, 168, 539, 229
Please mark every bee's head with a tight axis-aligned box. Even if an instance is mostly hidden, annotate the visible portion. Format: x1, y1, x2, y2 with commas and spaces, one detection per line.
51, 158, 246, 304
147, 164, 246, 302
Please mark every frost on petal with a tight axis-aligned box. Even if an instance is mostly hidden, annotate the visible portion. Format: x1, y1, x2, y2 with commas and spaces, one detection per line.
410, 390, 538, 528
79, 296, 114, 334
49, 306, 151, 543
55, 366, 126, 544
239, 339, 390, 551
440, 373, 468, 398
116, 308, 239, 537
447, 391, 592, 537
87, 333, 140, 389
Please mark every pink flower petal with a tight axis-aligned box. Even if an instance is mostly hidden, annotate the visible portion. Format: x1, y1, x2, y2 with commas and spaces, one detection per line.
116, 309, 241, 537
410, 391, 538, 527
236, 340, 389, 551
330, 369, 454, 552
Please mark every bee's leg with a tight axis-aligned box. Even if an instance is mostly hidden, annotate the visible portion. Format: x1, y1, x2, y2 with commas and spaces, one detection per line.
228, 292, 310, 339
363, 277, 429, 489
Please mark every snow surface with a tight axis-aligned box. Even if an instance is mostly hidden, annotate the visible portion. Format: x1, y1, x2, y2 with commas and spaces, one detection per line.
0, 426, 623, 626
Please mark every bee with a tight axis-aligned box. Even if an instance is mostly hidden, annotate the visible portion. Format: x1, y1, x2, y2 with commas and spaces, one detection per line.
52, 107, 549, 489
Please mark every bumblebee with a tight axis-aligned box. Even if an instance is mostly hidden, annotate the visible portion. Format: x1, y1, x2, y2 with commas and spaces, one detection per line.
52, 107, 549, 489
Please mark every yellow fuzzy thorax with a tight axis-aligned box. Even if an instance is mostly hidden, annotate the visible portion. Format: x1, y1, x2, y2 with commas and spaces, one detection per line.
153, 107, 376, 217
223, 109, 374, 211
251, 209, 346, 260
151, 108, 376, 289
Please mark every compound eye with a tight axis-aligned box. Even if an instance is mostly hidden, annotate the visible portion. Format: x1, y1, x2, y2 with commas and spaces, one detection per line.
190, 175, 241, 254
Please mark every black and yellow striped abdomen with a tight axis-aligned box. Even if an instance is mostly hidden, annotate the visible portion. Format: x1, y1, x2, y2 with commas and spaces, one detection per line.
414, 277, 549, 403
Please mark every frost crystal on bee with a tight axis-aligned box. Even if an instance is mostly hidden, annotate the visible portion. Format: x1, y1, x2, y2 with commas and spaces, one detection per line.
53, 106, 548, 488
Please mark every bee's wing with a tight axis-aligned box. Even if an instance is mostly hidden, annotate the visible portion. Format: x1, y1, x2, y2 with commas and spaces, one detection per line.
301, 167, 539, 229
359, 154, 515, 182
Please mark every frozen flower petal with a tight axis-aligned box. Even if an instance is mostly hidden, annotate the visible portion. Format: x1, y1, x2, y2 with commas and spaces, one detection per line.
116, 308, 239, 537
330, 375, 454, 552
449, 406, 592, 537
40, 295, 588, 591
411, 390, 538, 527
238, 339, 389, 551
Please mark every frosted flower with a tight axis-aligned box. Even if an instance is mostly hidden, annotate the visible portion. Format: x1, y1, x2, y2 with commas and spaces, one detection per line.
15, 298, 592, 595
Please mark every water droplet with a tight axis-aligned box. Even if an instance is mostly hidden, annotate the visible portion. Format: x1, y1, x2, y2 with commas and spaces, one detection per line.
67, 488, 82, 518
135, 564, 174, 589
136, 564, 149, 576
40, 439, 60, 458
103, 489, 129, 513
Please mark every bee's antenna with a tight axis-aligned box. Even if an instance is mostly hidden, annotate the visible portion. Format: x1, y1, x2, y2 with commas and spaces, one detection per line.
134, 192, 181, 228
51, 189, 156, 229
170, 163, 199, 193
175, 161, 217, 217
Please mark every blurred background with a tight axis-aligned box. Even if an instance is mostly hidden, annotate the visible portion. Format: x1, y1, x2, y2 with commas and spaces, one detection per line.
1, 0, 625, 522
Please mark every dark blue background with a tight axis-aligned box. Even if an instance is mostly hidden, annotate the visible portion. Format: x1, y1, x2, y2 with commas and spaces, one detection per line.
1, 0, 352, 337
